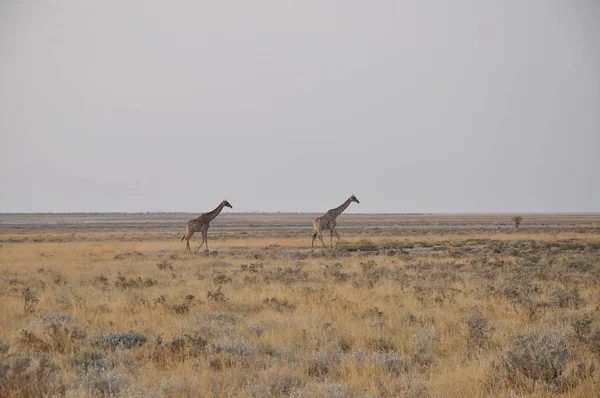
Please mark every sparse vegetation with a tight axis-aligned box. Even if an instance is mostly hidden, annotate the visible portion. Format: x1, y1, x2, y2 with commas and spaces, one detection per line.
1, 214, 599, 396
513, 215, 523, 229
102, 331, 147, 350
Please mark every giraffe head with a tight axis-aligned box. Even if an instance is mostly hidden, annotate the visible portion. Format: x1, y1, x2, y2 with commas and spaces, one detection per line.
223, 200, 233, 209
351, 194, 360, 204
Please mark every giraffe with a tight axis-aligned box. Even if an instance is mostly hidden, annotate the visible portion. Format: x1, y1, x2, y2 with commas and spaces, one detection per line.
181, 200, 233, 253
312, 195, 360, 250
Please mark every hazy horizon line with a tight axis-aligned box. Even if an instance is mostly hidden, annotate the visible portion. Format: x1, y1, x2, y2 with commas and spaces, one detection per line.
2, 211, 599, 216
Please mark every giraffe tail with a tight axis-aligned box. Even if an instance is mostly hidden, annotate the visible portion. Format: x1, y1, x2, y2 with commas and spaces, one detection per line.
181, 235, 186, 241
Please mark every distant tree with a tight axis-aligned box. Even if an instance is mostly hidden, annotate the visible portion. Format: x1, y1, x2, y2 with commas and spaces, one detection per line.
512, 216, 522, 229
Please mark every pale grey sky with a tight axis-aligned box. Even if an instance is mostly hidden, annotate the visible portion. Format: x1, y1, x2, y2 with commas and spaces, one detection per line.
1, 1, 599, 213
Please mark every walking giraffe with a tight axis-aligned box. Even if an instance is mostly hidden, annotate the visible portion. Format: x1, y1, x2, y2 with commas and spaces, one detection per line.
181, 200, 233, 253
312, 195, 360, 250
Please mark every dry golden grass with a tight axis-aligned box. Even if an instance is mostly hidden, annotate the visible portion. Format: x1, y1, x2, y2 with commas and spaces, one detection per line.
1, 223, 600, 397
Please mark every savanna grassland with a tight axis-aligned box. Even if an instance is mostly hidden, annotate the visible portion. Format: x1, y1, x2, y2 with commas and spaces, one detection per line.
1, 213, 600, 397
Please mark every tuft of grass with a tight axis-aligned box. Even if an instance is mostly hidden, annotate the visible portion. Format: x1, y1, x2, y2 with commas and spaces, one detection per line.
102, 331, 147, 350
206, 286, 228, 302
465, 307, 493, 346
0, 352, 66, 397
489, 331, 571, 393
23, 288, 39, 314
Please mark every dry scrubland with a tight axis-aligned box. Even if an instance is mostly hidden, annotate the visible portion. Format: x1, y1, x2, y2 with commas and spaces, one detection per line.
1, 215, 600, 397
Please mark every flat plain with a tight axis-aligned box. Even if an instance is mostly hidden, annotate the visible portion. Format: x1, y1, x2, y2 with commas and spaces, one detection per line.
1, 213, 600, 397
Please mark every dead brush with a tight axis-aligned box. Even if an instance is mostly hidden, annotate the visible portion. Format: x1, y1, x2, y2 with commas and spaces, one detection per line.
82, 374, 130, 397
207, 286, 228, 302
210, 270, 232, 284
113, 251, 146, 260
184, 294, 196, 305
42, 323, 87, 353
124, 293, 150, 315
550, 287, 583, 308
263, 265, 308, 285
194, 268, 205, 280
571, 314, 593, 342
90, 304, 111, 314
240, 263, 264, 273
152, 334, 208, 365
371, 351, 407, 375
243, 275, 259, 284
114, 275, 158, 290
338, 333, 354, 352
570, 360, 596, 384
323, 262, 352, 282
71, 350, 114, 374
17, 330, 50, 351
205, 259, 232, 267
565, 256, 595, 272
263, 297, 295, 312
498, 276, 539, 307
488, 331, 572, 393
412, 284, 434, 306
101, 330, 147, 350
171, 303, 190, 314
590, 327, 600, 357
50, 272, 68, 286
23, 287, 39, 314
305, 349, 340, 377
0, 340, 9, 357
465, 307, 493, 347
208, 352, 233, 371
153, 295, 167, 308
352, 260, 389, 289
360, 307, 385, 327
249, 370, 304, 397
54, 295, 75, 311
412, 325, 439, 368
18, 322, 86, 354
0, 351, 66, 397
367, 337, 397, 353
204, 311, 236, 323
91, 275, 109, 290
156, 259, 174, 271
211, 338, 253, 358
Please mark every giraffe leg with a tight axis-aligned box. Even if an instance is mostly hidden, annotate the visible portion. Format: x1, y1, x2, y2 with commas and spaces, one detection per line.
185, 232, 194, 252
311, 231, 317, 250
330, 230, 334, 248
194, 240, 205, 253
332, 229, 341, 249
196, 231, 208, 253
319, 233, 326, 248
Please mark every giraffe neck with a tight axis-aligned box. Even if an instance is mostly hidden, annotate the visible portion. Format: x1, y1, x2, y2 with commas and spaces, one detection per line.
328, 197, 353, 219
204, 202, 226, 221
